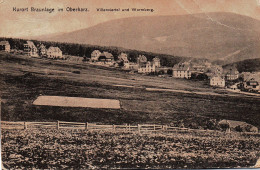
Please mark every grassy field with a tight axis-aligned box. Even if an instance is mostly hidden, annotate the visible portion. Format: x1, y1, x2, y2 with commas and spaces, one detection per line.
1, 52, 260, 129
1, 129, 260, 169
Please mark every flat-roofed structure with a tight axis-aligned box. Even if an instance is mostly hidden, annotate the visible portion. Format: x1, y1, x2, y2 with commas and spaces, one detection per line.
33, 96, 121, 109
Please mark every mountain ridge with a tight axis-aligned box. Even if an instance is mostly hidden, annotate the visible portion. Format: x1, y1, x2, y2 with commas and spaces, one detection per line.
32, 12, 260, 63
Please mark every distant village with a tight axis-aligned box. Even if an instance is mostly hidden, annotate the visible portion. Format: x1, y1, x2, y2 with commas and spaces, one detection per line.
0, 40, 259, 94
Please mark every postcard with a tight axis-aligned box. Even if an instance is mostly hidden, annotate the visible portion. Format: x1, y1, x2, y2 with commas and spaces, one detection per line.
1, 0, 260, 169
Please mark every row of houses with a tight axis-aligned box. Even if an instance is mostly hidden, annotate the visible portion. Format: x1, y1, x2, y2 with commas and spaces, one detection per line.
172, 60, 259, 92
2, 41, 259, 92
24, 41, 63, 59
90, 50, 162, 73
0, 40, 63, 59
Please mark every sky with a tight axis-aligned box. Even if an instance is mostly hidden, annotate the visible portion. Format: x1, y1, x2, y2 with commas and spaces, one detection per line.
0, 0, 260, 38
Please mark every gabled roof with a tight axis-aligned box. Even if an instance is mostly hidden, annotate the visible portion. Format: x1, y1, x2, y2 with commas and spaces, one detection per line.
210, 75, 224, 80
246, 78, 259, 86
224, 67, 239, 75
25, 41, 36, 47
118, 53, 128, 61
0, 41, 10, 45
172, 62, 194, 71
242, 72, 260, 82
137, 55, 147, 63
48, 46, 61, 52
100, 52, 113, 59
91, 50, 101, 56
153, 57, 160, 62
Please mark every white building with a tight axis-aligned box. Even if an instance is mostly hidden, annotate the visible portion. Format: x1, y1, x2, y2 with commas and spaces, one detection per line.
118, 53, 130, 69
137, 55, 147, 64
24, 41, 38, 57
172, 62, 194, 79
0, 41, 10, 52
90, 50, 102, 62
210, 76, 225, 87
153, 57, 161, 67
37, 44, 47, 57
47, 46, 63, 59
98, 52, 114, 65
138, 61, 156, 74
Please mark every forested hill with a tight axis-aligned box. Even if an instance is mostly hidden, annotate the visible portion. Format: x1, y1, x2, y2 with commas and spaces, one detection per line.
223, 58, 260, 73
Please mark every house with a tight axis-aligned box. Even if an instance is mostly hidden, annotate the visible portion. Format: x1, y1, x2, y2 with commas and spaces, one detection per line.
224, 67, 239, 80
37, 44, 47, 57
243, 78, 259, 91
219, 119, 258, 133
137, 55, 147, 64
118, 53, 130, 69
98, 52, 114, 64
210, 76, 225, 87
91, 50, 101, 62
47, 46, 63, 59
0, 41, 10, 52
24, 41, 38, 57
241, 72, 260, 83
129, 62, 139, 71
172, 62, 194, 79
138, 61, 155, 74
153, 57, 161, 67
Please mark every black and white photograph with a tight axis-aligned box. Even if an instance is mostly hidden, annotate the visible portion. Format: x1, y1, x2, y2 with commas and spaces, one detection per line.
1, 0, 260, 169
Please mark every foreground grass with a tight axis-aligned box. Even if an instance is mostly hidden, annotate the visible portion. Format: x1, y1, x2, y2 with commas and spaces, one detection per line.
2, 129, 260, 169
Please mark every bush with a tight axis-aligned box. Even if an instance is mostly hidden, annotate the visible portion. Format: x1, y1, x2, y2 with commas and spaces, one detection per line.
72, 71, 80, 74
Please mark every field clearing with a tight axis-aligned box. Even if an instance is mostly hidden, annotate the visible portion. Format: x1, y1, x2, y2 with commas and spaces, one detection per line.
1, 52, 260, 129
33, 96, 120, 109
1, 129, 260, 169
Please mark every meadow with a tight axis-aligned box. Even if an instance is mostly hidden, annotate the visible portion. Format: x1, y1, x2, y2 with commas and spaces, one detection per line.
1, 52, 260, 169
1, 129, 260, 169
1, 52, 259, 129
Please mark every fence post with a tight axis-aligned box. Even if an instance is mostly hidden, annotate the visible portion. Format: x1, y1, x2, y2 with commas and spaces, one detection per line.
128, 124, 131, 131
113, 124, 115, 132
57, 121, 60, 129
24, 122, 27, 130
138, 124, 141, 134
86, 122, 88, 130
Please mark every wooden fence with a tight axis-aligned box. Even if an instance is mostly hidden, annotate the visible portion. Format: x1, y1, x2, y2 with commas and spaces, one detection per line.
1, 121, 259, 136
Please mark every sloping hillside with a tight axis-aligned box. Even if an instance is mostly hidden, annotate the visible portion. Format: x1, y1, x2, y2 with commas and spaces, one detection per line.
223, 58, 260, 73
35, 12, 260, 62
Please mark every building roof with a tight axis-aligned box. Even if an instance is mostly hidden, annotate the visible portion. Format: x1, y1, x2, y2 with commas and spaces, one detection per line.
210, 75, 224, 80
224, 67, 239, 75
98, 52, 114, 60
153, 57, 160, 62
91, 50, 101, 56
25, 41, 36, 47
100, 52, 113, 59
242, 72, 260, 82
0, 41, 10, 45
246, 78, 259, 86
172, 62, 194, 71
38, 44, 46, 50
118, 53, 128, 61
48, 46, 61, 52
137, 55, 147, 63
